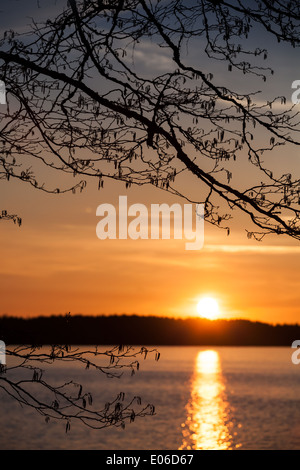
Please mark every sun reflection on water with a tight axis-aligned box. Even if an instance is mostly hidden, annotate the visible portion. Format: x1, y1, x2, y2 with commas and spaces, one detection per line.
179, 350, 239, 450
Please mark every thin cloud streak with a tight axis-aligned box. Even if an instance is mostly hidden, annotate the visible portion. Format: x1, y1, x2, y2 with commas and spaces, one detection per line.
204, 244, 300, 254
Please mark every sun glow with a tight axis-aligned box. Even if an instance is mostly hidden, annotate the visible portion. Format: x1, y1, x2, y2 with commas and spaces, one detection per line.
180, 350, 236, 450
197, 297, 220, 320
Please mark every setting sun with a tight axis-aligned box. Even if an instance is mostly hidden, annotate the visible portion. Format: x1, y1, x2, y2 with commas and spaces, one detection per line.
197, 297, 220, 320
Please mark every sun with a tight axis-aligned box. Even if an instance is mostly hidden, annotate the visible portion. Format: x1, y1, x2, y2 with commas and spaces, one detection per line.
197, 297, 220, 320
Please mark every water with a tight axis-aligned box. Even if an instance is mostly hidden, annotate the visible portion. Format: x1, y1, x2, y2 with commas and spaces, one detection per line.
0, 346, 299, 450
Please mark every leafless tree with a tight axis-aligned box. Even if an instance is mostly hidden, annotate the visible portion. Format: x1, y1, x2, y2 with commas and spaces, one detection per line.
0, 341, 159, 431
0, 0, 300, 434
0, 0, 299, 240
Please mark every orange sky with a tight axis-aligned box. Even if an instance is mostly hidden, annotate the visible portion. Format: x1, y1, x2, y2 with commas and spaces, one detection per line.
1, 176, 299, 324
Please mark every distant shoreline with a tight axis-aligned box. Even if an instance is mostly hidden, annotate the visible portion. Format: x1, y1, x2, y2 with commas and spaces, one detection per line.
1, 314, 299, 346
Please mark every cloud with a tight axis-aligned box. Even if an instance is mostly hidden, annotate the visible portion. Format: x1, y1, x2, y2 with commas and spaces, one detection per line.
125, 41, 174, 74
204, 244, 300, 254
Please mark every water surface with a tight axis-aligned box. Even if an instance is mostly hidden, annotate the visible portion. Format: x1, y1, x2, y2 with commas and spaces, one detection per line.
0, 346, 299, 450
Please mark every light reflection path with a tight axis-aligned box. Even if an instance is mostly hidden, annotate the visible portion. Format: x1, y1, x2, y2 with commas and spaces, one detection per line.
179, 350, 239, 450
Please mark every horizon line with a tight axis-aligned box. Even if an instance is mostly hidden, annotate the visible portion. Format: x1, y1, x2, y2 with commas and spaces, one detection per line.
0, 312, 299, 327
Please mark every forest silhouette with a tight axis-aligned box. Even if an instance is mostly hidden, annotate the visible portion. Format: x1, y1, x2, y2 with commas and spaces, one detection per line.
1, 314, 299, 346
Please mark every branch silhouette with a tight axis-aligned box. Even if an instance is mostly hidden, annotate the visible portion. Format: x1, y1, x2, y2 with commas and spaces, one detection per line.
0, 0, 299, 239
0, 342, 159, 431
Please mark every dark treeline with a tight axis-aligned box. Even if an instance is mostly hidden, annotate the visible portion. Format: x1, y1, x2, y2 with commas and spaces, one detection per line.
0, 314, 299, 346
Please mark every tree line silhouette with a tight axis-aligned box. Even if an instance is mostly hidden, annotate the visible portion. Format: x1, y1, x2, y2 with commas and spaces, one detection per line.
1, 314, 299, 346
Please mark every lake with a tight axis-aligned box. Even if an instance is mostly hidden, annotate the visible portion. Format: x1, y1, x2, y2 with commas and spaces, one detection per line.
0, 346, 299, 450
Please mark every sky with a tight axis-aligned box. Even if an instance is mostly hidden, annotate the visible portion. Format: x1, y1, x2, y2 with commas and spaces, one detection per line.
0, 0, 299, 324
